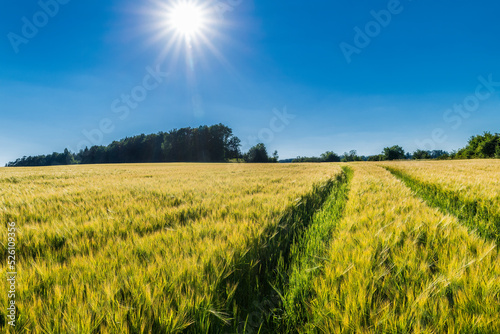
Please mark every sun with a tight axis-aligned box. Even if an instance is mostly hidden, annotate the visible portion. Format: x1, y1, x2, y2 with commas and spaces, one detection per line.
168, 2, 206, 39
144, 0, 224, 69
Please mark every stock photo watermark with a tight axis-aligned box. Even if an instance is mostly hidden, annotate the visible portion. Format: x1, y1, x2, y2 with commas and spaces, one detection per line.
67, 64, 169, 153
340, 0, 413, 64
6, 0, 241, 54
62, 0, 245, 153
7, 0, 72, 54
416, 74, 500, 151
240, 107, 295, 152
210, 0, 244, 19
224, 295, 281, 334
6, 222, 17, 327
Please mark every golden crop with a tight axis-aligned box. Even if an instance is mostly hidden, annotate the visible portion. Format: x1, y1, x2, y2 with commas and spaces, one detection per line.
382, 160, 500, 243
0, 163, 340, 333
304, 164, 500, 333
381, 160, 500, 201
2, 161, 500, 333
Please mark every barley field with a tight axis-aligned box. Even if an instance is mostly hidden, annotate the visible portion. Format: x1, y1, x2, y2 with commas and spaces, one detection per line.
382, 160, 500, 201
1, 161, 500, 333
0, 163, 340, 333
301, 164, 500, 333
382, 160, 500, 243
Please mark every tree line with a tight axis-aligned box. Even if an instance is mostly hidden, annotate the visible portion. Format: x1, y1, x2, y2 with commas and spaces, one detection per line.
289, 132, 500, 163
454, 132, 500, 159
6, 124, 278, 167
6, 129, 499, 167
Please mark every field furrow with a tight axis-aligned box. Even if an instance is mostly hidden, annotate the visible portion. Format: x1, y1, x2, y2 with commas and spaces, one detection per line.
303, 164, 500, 333
0, 163, 341, 333
3, 161, 500, 333
279, 167, 353, 332
1, 164, 333, 264
382, 160, 500, 243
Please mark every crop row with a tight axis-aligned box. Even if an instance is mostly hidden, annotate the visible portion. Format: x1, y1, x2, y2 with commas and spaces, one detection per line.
385, 164, 500, 244
0, 164, 342, 333
296, 164, 500, 333
2, 162, 500, 333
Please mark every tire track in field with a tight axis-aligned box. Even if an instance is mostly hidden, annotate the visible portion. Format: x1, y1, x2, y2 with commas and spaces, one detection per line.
384, 166, 500, 244
303, 164, 500, 333
279, 166, 353, 332
216, 167, 352, 333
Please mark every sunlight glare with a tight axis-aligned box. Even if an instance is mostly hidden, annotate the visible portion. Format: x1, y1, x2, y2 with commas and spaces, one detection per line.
169, 2, 205, 38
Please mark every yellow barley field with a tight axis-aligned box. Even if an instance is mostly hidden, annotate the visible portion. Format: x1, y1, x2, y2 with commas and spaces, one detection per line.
0, 163, 340, 333
381, 160, 500, 242
305, 164, 500, 333
380, 160, 500, 201
2, 161, 500, 333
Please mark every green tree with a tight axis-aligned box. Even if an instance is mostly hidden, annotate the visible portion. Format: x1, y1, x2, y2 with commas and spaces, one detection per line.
455, 132, 500, 159
244, 143, 270, 163
430, 150, 449, 159
383, 145, 405, 160
341, 150, 363, 162
413, 149, 431, 160
320, 151, 341, 162
367, 154, 384, 161
271, 150, 279, 163
227, 136, 242, 160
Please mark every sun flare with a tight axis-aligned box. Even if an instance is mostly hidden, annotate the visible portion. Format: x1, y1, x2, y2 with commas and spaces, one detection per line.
146, 0, 226, 72
168, 2, 205, 38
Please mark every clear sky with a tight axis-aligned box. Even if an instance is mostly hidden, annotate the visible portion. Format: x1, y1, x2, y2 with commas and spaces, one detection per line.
1, 0, 500, 165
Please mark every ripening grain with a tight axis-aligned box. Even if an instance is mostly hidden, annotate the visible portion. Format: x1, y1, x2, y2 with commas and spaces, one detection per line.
3, 161, 499, 333
304, 164, 500, 333
381, 160, 500, 201
0, 163, 340, 333
382, 160, 500, 242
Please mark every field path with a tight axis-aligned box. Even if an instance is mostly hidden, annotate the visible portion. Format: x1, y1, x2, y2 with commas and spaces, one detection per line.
2, 163, 500, 333
300, 163, 500, 333
382, 161, 500, 244
0, 163, 342, 333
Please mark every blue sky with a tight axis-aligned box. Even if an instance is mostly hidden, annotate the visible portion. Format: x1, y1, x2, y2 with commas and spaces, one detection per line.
1, 0, 500, 165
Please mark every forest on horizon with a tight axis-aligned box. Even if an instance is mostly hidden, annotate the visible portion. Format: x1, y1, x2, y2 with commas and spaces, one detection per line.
5, 124, 500, 167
